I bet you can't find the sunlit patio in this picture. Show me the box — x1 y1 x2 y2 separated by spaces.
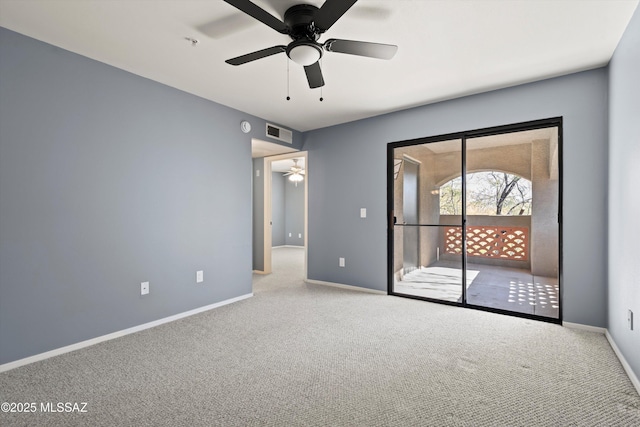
395 260 559 318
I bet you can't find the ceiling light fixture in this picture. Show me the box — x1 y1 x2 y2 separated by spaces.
289 172 304 183
284 158 305 186
286 41 322 66
223 1 398 91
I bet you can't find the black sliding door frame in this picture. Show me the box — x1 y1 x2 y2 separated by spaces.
387 117 563 324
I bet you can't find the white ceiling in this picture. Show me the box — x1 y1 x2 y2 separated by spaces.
272 157 305 173
251 139 304 171
251 138 298 158
0 0 637 132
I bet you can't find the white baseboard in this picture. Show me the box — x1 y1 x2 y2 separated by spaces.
605 330 640 396
562 322 607 334
562 322 639 396
0 293 253 373
305 279 386 295
252 270 269 275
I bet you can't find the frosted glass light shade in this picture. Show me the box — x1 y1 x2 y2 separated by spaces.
288 45 321 66
289 173 304 182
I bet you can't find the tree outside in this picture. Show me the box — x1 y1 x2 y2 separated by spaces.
440 171 532 215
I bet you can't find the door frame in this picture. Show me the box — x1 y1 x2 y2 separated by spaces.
262 151 308 278
387 117 563 324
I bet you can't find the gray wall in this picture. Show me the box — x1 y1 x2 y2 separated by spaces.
252 158 265 271
0 27 296 365
271 173 286 246
608 5 640 380
303 68 609 327
270 172 304 247
285 178 305 246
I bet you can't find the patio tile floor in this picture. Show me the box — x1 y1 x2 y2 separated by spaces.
395 261 559 320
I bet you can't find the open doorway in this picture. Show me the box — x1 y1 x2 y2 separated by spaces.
252 140 308 282
388 118 561 323
264 154 308 278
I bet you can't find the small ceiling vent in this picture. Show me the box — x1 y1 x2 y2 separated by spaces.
266 123 293 144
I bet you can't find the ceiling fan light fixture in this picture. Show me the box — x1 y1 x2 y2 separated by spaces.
289 173 304 182
287 43 321 66
223 0 398 89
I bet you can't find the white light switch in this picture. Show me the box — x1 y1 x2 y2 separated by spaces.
298 233 302 238
360 208 367 218
196 270 204 284
141 281 149 295
289 232 292 237
339 257 345 267
256 170 260 177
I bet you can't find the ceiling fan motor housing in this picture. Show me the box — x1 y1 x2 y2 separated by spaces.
284 4 321 40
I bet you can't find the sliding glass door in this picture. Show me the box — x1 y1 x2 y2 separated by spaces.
388 119 562 322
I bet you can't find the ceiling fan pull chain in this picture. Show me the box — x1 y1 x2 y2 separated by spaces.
319 58 324 102
286 57 291 101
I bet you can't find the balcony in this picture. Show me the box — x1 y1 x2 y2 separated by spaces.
394 214 558 317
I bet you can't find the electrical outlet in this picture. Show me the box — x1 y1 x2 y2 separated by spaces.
360 208 367 218
196 270 204 284
629 310 634 331
141 281 149 295
339 257 345 267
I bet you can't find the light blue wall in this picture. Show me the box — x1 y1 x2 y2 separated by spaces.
608 5 640 380
285 178 305 246
272 173 286 246
0 27 295 365
270 172 304 247
303 69 609 328
252 158 265 271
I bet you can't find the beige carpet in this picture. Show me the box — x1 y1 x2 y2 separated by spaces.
1 247 638 426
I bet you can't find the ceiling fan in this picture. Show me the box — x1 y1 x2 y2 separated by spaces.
283 159 305 183
222 0 398 89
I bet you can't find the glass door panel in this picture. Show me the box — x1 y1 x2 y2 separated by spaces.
464 128 560 320
391 139 465 303
393 226 464 301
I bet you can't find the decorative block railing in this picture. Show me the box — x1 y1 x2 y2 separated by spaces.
444 226 529 260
